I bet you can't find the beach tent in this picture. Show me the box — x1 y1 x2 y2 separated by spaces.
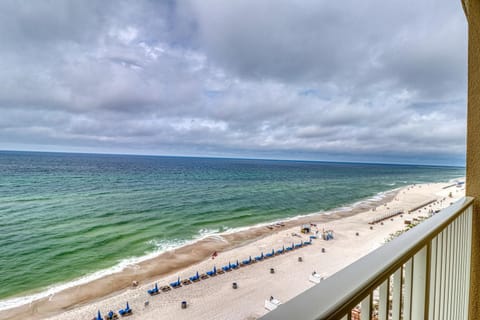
301 224 311 233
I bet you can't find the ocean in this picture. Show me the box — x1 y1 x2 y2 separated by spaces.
0 151 465 308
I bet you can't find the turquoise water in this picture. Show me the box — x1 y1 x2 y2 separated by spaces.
0 151 465 303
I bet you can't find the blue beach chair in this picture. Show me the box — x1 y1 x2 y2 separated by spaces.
147 283 159 295
118 302 132 316
232 260 239 268
304 241 312 245
295 241 303 248
95 310 103 320
255 252 264 261
190 271 200 282
105 310 118 320
222 262 232 272
170 277 181 288
242 256 252 265
206 266 217 276
266 249 274 258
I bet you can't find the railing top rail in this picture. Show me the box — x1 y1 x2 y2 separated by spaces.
261 196 474 320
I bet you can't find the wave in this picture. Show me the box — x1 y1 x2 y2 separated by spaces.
0 238 186 311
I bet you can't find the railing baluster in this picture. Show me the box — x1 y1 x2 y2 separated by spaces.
428 237 437 320
360 294 372 320
450 220 456 320
453 217 460 319
460 209 467 320
391 268 402 320
378 278 389 320
404 258 413 320
443 225 451 319
434 230 443 320
465 207 473 319
460 209 466 320
411 246 428 319
447 224 453 319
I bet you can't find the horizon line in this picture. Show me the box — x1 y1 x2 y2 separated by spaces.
0 148 466 168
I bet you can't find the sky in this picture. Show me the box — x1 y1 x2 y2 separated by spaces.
0 0 468 166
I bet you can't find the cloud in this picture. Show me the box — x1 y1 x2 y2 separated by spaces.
0 0 468 165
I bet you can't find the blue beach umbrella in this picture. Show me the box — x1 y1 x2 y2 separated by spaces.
97 310 103 320
177 276 180 284
283 245 285 250
261 252 264 258
155 283 158 291
213 265 217 273
236 259 239 265
196 271 199 278
271 249 274 255
126 301 130 310
249 256 252 262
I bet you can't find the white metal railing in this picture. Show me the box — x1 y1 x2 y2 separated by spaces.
261 197 474 320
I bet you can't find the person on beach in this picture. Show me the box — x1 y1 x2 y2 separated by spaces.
212 251 218 259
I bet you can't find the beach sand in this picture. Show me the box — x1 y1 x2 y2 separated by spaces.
1 181 465 320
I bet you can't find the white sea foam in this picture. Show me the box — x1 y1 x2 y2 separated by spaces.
0 256 143 311
0 239 187 311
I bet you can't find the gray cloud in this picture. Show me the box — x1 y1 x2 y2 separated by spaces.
0 0 468 165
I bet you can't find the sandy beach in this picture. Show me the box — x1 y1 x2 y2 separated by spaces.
1 181 465 320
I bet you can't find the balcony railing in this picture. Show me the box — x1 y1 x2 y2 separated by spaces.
261 196 474 320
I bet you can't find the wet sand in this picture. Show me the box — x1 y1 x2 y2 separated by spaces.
1 181 465 320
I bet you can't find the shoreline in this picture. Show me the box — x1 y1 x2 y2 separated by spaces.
0 180 464 320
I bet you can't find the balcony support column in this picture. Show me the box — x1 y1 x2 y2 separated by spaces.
466 0 480 319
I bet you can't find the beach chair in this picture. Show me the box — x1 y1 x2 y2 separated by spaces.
105 310 119 320
255 252 264 261
147 283 159 296
276 245 286 255
95 310 103 320
200 273 209 280
118 302 132 317
189 271 200 282
206 266 217 276
181 279 192 285
242 256 252 265
160 285 171 292
264 297 281 311
308 273 323 284
170 277 181 288
222 262 232 272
